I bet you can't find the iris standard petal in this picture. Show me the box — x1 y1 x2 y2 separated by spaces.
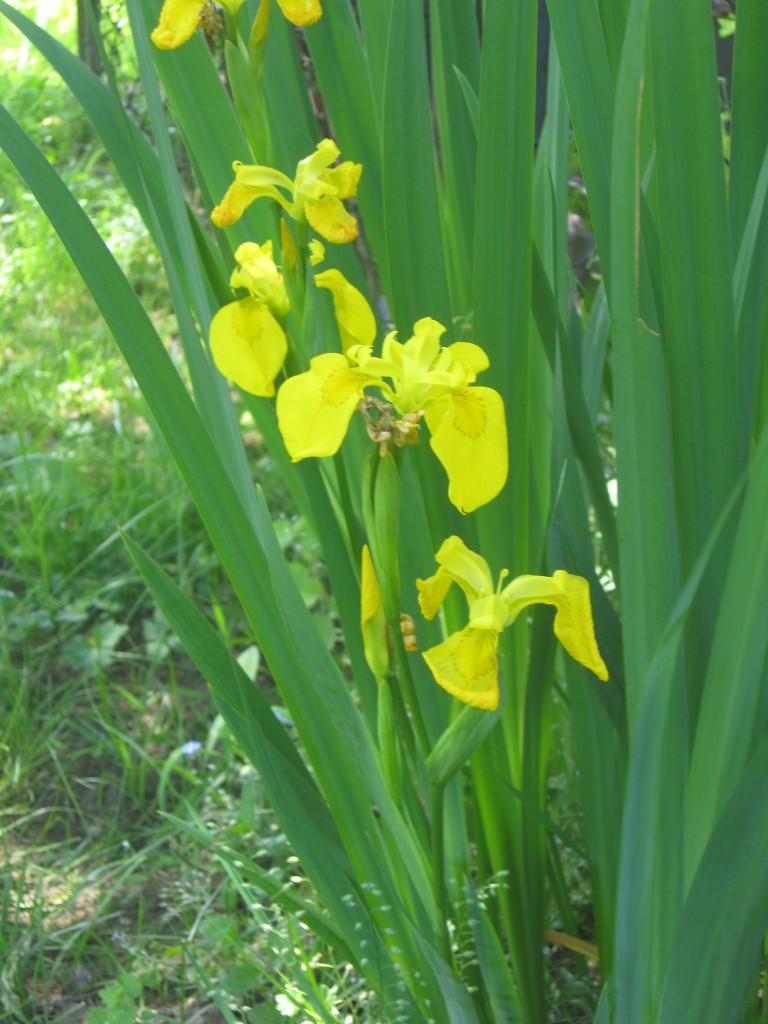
210 298 288 397
432 535 494 600
323 161 363 200
275 0 322 22
151 0 206 49
276 354 369 460
315 269 376 352
425 386 508 513
422 627 500 711
444 341 490 380
295 139 340 197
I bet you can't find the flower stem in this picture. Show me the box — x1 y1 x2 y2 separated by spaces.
430 780 452 960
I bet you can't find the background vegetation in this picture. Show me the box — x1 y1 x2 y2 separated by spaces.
1 6 346 1022
2 1 762 1023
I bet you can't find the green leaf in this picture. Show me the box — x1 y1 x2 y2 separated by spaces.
648 0 742 698
684 423 768 885
658 736 768 1024
381 0 452 330
467 890 525 1022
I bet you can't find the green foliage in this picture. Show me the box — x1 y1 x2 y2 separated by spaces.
2 0 768 1021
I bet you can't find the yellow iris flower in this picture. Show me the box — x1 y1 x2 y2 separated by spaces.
276 317 508 513
151 0 244 49
211 139 362 244
417 536 609 711
151 0 320 50
209 241 289 397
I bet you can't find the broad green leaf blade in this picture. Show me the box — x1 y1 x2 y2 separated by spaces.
659 736 768 1024
733 143 768 333
126 0 262 521
684 423 768 886
596 0 629 78
546 0 614 258
470 4 543 1020
613 467 745 1024
467 891 526 1023
530 244 619 573
608 0 679 715
428 0 481 312
729 0 768 251
381 0 452 331
648 0 742 696
473 0 537 567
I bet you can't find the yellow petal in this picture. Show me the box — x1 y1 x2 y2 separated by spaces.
151 0 206 49
324 160 363 200
276 353 369 460
295 139 340 197
210 298 288 397
425 386 508 513
211 163 292 228
229 240 289 318
550 571 609 680
416 568 455 621
433 535 494 598
502 571 609 681
315 268 376 353
275 0 322 26
305 197 358 244
444 341 490 381
422 627 500 711
361 545 389 680
308 239 326 266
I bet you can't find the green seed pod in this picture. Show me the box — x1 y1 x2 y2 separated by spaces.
426 703 501 787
